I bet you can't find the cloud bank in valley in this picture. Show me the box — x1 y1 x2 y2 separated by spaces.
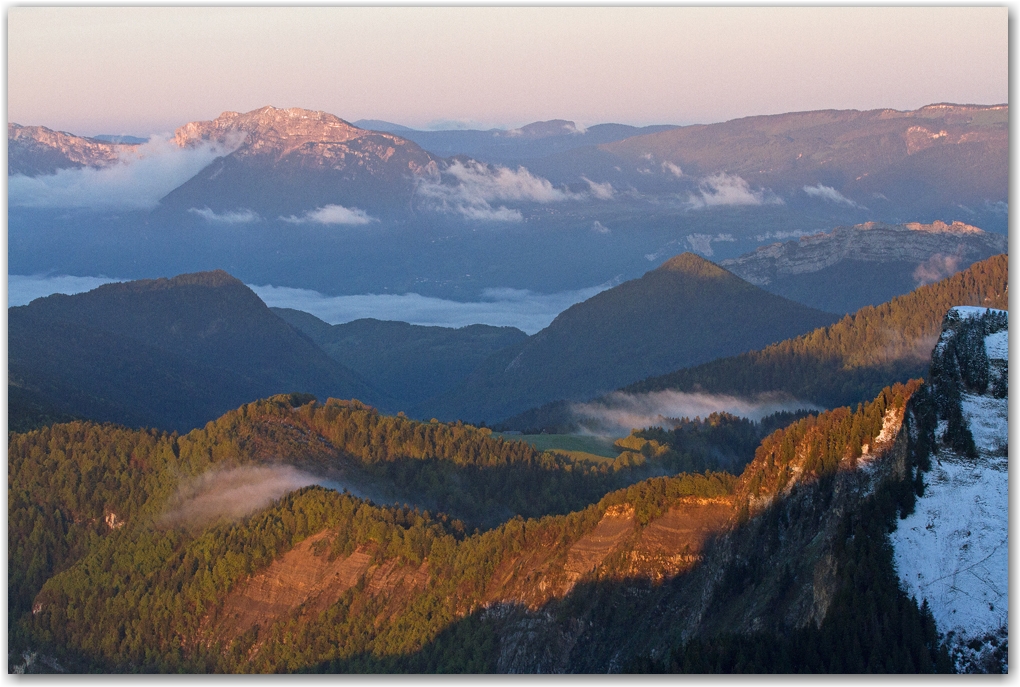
250 282 616 334
570 390 822 436
280 204 377 225
686 173 783 209
8 136 236 210
416 159 582 221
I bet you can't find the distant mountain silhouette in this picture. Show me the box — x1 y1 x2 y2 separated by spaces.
9 270 385 432
271 308 528 411
597 103 1007 214
378 119 677 163
424 253 839 423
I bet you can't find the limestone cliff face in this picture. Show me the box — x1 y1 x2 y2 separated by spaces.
720 221 1007 287
8 123 137 176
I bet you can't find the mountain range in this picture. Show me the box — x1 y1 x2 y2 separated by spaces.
501 253 1008 433
8 271 384 432
11 305 1003 671
354 118 678 163
425 253 839 423
9 103 1008 301
6 100 1010 674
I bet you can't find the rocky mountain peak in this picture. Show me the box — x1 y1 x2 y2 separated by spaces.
173 106 367 152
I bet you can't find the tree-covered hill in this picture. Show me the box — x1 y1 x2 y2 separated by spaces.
271 309 527 412
8 271 386 433
425 253 839 424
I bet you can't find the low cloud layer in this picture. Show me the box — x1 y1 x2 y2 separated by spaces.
570 390 822 436
280 204 376 225
189 207 261 224
417 160 581 221
8 274 123 306
160 465 327 527
803 183 864 208
250 282 615 334
8 136 236 210
686 173 783 209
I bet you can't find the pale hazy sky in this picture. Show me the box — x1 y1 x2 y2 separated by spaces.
7 6 1008 136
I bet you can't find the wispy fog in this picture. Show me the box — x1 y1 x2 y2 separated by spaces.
583 176 616 200
160 465 355 528
8 136 236 210
8 274 124 306
661 161 684 177
686 172 783 209
250 282 615 334
571 390 822 436
803 183 864 209
913 252 962 286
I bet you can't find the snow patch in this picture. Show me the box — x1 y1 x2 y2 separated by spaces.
891 452 1007 642
984 330 1008 361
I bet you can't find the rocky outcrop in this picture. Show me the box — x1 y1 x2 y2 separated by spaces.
8 123 137 176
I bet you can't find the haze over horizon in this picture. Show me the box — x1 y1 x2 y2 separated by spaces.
8 6 1007 137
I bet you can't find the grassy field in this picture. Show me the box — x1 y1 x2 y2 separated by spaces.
496 433 621 461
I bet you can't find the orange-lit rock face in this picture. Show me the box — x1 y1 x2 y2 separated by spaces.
171 105 436 175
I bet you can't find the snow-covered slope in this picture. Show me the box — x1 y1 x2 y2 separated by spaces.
891 306 1008 673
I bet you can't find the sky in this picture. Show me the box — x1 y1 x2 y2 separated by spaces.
7 6 1008 137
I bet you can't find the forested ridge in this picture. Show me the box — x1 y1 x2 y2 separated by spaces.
10 376 947 672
